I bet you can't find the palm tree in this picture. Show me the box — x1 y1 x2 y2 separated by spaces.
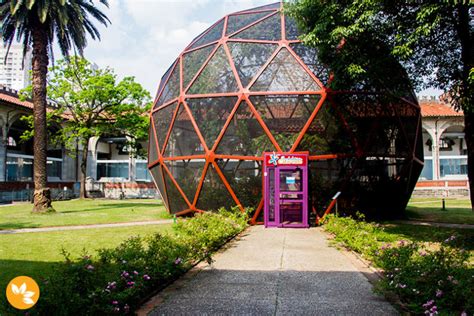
0 0 110 212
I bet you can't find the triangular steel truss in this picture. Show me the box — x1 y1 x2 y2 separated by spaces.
148 2 423 223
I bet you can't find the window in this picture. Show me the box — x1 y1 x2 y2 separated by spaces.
136 162 152 182
7 136 17 147
439 137 454 151
426 137 456 151
440 157 467 178
96 161 129 180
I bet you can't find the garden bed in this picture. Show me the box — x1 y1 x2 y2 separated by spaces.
0 208 248 315
323 214 473 315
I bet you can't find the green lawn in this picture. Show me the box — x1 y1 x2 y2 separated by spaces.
406 197 474 225
382 223 474 251
0 199 170 230
0 224 172 294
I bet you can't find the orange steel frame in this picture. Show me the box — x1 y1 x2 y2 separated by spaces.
147 2 423 225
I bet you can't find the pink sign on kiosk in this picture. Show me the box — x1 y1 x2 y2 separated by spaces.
263 152 309 228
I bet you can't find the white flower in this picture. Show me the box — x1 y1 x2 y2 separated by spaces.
11 282 35 305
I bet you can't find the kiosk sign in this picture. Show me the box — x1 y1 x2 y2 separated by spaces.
265 153 307 167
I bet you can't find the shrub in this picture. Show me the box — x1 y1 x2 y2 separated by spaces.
15 207 248 315
324 215 473 315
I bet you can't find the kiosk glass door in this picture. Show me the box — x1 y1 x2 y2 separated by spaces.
264 153 309 228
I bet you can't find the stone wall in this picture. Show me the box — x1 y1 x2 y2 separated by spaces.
413 180 470 198
0 181 78 202
102 182 160 200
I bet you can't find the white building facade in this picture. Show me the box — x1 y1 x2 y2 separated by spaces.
415 98 469 197
0 86 157 202
0 43 32 91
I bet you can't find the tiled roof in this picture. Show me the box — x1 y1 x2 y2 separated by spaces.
0 90 34 109
420 101 463 117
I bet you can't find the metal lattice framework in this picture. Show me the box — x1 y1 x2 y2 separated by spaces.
148 2 424 223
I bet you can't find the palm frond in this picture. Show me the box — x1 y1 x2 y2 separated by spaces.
1 0 110 59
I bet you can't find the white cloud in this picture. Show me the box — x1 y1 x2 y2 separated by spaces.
73 0 276 94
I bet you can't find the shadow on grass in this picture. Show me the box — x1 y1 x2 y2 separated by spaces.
404 206 474 225
60 202 164 214
382 223 474 251
0 222 41 231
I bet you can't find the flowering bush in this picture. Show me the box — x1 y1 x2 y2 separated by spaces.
324 215 473 315
19 207 248 315
378 239 473 315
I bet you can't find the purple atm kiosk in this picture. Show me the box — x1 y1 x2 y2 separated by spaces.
263 152 309 228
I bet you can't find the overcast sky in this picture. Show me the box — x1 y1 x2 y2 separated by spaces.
77 0 276 96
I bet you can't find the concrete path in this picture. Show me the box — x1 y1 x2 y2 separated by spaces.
0 219 173 234
147 226 397 316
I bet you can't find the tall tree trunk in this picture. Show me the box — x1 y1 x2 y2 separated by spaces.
31 26 54 213
457 5 474 210
80 140 89 199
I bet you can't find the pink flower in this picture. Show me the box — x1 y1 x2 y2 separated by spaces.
86 264 94 271
112 300 118 305
444 235 456 243
107 281 117 290
175 258 182 265
422 300 435 309
133 271 139 275
121 271 130 278
127 281 135 287
124 304 130 313
143 274 151 281
436 289 443 298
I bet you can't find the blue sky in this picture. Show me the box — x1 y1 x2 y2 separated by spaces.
80 0 277 95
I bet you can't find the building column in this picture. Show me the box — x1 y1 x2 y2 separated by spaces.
432 143 439 180
0 116 7 182
87 137 99 181
127 137 135 182
129 155 136 182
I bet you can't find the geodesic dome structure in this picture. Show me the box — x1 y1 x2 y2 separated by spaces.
148 2 423 222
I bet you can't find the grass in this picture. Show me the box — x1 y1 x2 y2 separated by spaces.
406 198 474 225
0 199 170 230
381 223 474 252
0 224 172 293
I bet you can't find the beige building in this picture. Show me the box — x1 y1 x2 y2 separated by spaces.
416 97 468 197
0 86 156 202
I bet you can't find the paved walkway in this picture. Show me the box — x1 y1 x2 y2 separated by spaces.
147 226 397 316
0 219 173 234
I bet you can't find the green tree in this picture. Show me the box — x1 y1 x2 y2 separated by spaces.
287 0 474 209
23 57 151 198
0 0 109 212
